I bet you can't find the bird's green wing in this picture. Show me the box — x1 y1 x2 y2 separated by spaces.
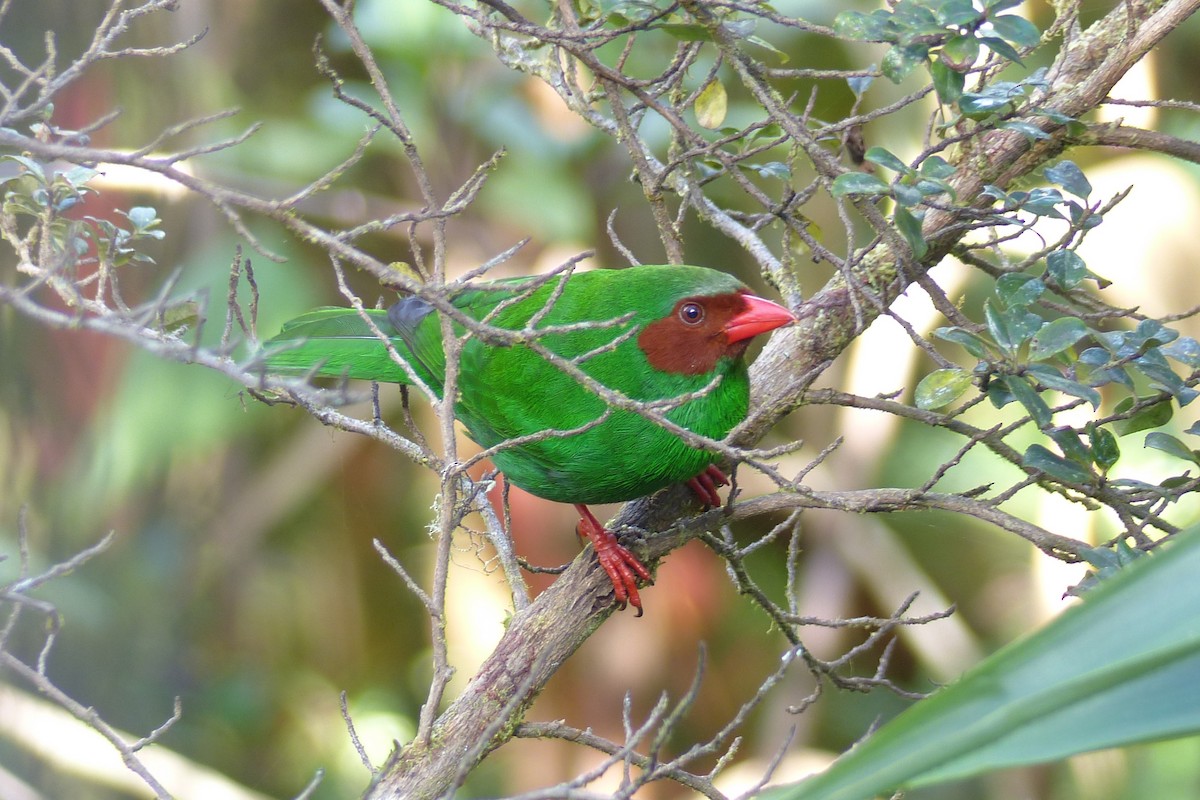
261 306 441 388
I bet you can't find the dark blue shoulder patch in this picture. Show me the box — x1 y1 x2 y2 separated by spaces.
387 295 435 337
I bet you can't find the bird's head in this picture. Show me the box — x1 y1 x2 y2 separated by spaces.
637 287 795 376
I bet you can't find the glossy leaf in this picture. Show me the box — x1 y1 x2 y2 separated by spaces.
695 78 728 129
995 273 1044 309
989 14 1041 49
1029 317 1088 361
831 171 890 197
1044 160 1093 198
916 368 974 410
933 326 991 358
1024 443 1093 483
931 58 965 104
1144 432 1200 466
894 206 928 258
863 146 910 174
1004 375 1052 428
769 526 1200 800
1046 250 1087 288
1114 398 1173 436
1088 424 1120 471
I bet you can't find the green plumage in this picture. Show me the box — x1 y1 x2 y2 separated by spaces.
263 265 754 505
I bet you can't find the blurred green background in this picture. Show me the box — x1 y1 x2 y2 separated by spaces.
2 1 1200 797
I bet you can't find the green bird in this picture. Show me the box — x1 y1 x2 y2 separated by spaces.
263 264 794 613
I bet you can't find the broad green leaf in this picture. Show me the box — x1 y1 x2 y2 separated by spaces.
983 300 1042 354
894 206 928 258
980 34 1023 63
1044 160 1093 198
918 155 956 180
1029 317 1088 360
769 525 1200 800
833 10 882 41
940 34 980 69
1025 368 1101 409
863 146 909 174
830 171 889 197
657 23 712 42
892 182 923 208
1088 424 1120 471
1114 398 1174 436
989 14 1041 48
935 0 982 27
695 78 728 129
1024 443 1093 483
959 90 1013 118
995 273 1044 308
999 119 1049 140
915 368 974 410
1144 432 1200 466
1049 427 1093 469
1166 335 1200 367
1046 250 1087 288
931 58 965 105
882 43 927 83
933 326 991 358
1004 375 1052 428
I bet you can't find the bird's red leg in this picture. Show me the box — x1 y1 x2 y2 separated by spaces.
574 504 653 615
686 464 729 508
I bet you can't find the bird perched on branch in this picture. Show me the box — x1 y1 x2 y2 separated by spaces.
263 264 794 613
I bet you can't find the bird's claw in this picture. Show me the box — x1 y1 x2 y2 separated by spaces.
687 464 729 508
575 504 653 615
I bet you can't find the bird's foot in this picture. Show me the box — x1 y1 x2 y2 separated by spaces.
574 504 653 616
686 464 729 508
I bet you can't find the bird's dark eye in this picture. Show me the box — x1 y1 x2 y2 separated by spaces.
678 302 705 325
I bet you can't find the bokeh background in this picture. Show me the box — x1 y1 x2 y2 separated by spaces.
2 1 1200 797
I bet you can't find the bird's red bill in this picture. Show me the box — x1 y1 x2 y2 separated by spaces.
724 293 795 343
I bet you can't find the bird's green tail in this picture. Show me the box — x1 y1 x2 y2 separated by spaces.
261 307 419 384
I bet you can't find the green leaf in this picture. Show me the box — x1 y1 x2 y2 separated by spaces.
1088 424 1120 471
831 171 889 197
1144 432 1200 466
695 78 728 129
833 10 882 41
894 206 928 258
892 182 923 208
1046 250 1087 288
1004 375 1052 428
882 43 928 83
936 0 982 27
1114 398 1174 436
995 273 1044 308
933 326 991 358
1044 160 1092 198
915 368 974 410
863 146 910 174
1029 317 1088 360
999 119 1049 140
919 156 956 180
989 14 1041 48
931 58 965 105
1024 443 1093 483
657 23 712 41
768 525 1200 800
984 299 1042 354
959 90 1014 119
1026 368 1102 409
979 34 1023 63
940 33 981 69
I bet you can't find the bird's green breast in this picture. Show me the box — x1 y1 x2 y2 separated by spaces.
450 271 751 504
